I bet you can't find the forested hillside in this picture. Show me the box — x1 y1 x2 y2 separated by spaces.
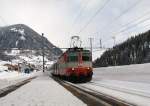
93 30 150 67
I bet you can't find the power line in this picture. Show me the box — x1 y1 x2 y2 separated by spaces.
118 23 150 37
96 0 142 34
68 0 90 36
92 0 146 48
86 0 146 49
102 21 150 48
121 10 150 28
108 11 150 35
99 38 102 48
77 0 111 34
102 13 150 45
112 16 150 36
111 0 141 23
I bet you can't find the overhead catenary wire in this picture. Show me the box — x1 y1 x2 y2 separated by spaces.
77 0 111 35
118 23 150 37
96 0 142 34
79 0 142 50
84 0 146 50
102 20 150 47
92 0 147 48
111 16 150 36
68 0 90 36
120 10 150 28
104 10 150 36
89 18 150 51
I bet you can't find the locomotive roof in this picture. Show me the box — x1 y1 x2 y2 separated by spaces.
66 47 90 52
67 47 83 52
58 47 90 59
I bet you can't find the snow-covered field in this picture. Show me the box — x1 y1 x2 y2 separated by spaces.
93 63 150 83
3 49 54 68
0 49 54 90
0 70 41 90
79 63 150 106
4 50 49 66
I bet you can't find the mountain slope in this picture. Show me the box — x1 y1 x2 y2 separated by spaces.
0 24 62 61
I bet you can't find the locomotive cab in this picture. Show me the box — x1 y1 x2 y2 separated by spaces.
51 47 93 83
65 48 93 82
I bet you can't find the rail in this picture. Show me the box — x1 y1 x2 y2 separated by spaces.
52 76 134 106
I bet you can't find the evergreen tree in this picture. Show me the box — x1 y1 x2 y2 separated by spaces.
93 30 150 67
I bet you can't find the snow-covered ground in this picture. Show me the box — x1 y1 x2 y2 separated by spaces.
3 49 54 69
0 61 85 106
0 74 86 106
0 69 41 89
0 49 54 89
79 63 150 106
92 49 106 61
0 62 41 89
1 59 150 105
93 63 150 83
4 49 50 65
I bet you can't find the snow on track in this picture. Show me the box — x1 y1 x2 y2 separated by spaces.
0 73 86 106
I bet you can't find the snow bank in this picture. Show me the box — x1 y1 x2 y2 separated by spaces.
0 66 7 71
0 71 42 89
93 63 150 83
0 61 11 65
0 71 21 79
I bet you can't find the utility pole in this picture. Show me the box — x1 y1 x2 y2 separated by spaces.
42 33 45 72
99 38 102 48
112 36 116 46
89 37 93 60
112 36 117 66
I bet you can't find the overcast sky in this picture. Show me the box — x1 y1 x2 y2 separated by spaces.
0 0 150 49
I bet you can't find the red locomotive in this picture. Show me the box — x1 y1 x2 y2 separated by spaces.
51 47 93 83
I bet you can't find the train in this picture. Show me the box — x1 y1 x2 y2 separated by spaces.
51 47 93 83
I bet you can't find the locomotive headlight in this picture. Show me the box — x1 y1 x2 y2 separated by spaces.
72 68 75 70
87 67 90 70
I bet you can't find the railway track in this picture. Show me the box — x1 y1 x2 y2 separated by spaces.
52 77 134 106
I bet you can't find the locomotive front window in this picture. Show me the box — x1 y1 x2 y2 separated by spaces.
82 52 91 61
82 56 90 61
68 52 78 62
69 56 78 62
